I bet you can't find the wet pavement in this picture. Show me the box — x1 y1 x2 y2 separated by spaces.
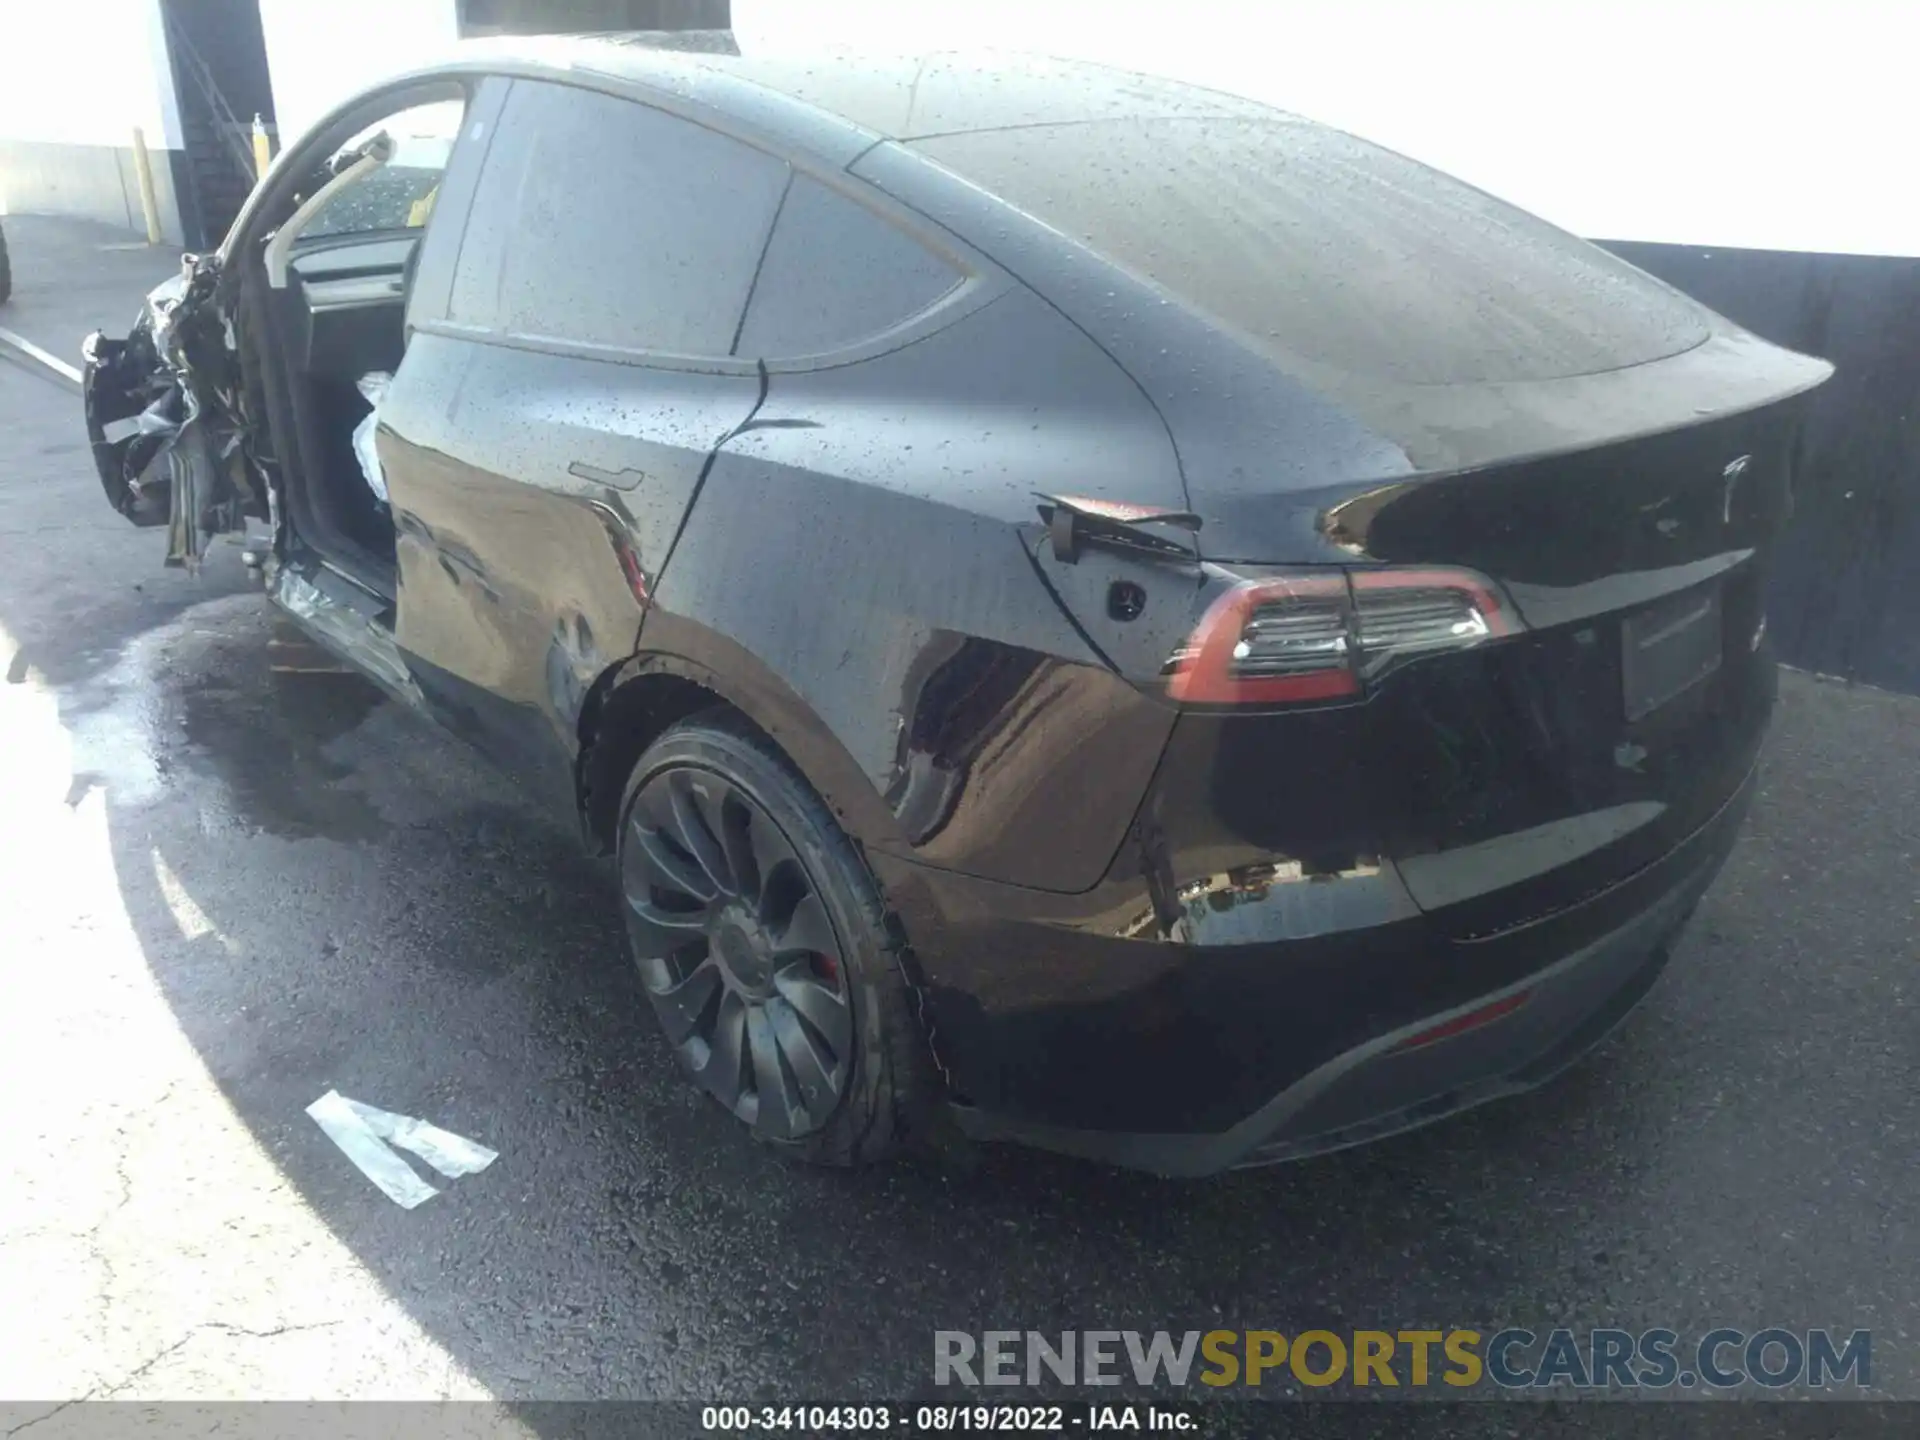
2 276 1919 1417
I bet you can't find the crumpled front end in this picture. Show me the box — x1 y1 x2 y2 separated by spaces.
81 261 260 568
82 297 179 529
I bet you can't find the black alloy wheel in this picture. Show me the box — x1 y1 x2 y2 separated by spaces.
617 716 935 1164
619 728 870 1142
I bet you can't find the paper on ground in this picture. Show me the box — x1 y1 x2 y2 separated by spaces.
306 1089 498 1209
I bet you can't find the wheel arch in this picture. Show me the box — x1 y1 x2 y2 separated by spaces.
576 622 908 860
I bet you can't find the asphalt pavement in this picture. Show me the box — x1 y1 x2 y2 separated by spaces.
1 215 1917 1421
0 214 183 365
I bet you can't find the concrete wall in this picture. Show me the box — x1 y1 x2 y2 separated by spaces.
0 0 187 241
458 0 729 36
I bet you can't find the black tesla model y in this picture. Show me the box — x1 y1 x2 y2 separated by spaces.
80 42 1832 1174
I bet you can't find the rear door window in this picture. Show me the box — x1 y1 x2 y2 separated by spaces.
448 80 789 356
733 175 962 359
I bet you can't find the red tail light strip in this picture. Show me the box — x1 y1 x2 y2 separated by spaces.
1165 565 1521 708
1390 988 1533 1053
1165 574 1358 705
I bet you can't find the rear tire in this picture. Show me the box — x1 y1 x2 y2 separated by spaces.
0 223 12 305
616 712 934 1166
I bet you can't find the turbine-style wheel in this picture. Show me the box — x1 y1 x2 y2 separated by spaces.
616 715 932 1163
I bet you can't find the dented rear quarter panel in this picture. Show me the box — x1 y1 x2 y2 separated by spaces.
647 285 1188 892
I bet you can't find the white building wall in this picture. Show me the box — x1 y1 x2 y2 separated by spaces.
5 1 1913 256
0 0 186 236
733 0 1920 259
258 0 463 147
0 0 180 150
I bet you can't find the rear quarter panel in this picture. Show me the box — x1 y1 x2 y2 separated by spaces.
647 286 1186 892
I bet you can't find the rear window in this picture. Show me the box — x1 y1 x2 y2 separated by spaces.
912 119 1710 386
449 80 789 355
734 176 961 359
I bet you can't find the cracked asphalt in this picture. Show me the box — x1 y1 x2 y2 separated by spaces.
3 243 1920 1425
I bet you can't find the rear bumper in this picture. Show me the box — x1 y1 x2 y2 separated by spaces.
877 760 1755 1177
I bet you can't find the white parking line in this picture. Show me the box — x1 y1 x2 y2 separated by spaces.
0 325 83 386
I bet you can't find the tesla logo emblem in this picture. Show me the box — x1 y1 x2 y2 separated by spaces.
1722 454 1752 524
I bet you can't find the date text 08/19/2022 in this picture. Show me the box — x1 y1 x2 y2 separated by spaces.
701 1404 1193 1432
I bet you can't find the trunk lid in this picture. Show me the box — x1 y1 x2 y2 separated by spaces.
1327 395 1812 931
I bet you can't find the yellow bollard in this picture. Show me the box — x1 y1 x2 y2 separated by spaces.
251 114 272 182
130 126 163 245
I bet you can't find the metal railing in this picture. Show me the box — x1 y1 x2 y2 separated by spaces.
161 8 260 186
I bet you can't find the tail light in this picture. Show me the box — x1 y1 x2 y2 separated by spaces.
1165 566 1521 706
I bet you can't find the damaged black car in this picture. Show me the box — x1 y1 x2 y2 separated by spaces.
81 41 1833 1174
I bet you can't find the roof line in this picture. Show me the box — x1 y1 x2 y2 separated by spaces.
901 113 1289 143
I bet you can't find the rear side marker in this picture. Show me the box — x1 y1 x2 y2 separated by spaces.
1390 990 1534 1053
